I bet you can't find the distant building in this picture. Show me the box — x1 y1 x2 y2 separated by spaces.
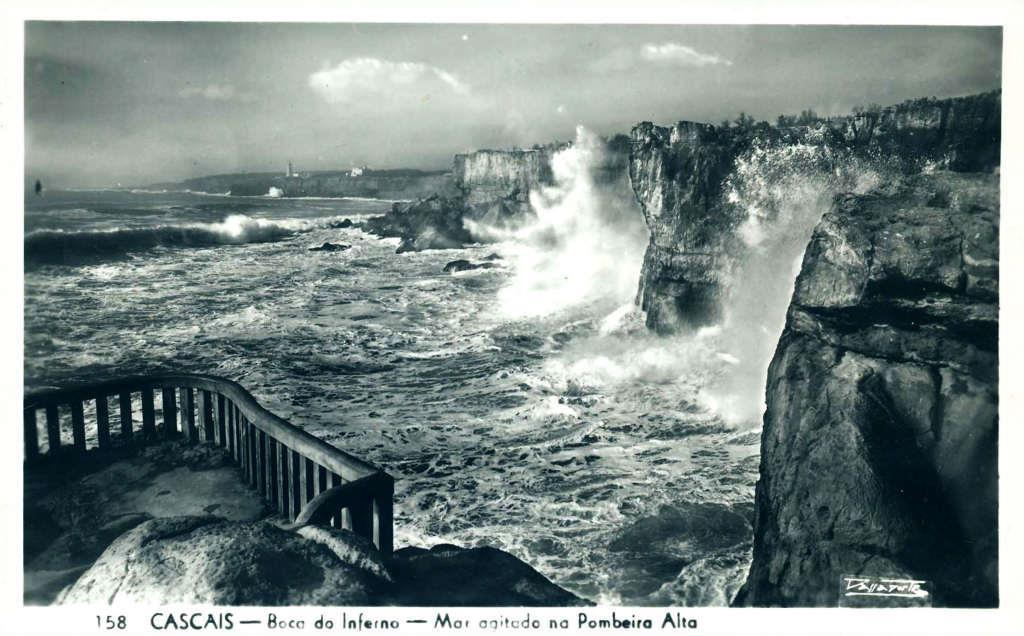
349 166 368 177
286 161 298 178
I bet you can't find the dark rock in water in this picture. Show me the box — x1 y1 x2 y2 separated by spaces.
607 503 752 599
330 218 354 229
362 195 473 253
629 91 1001 334
483 252 503 261
443 259 497 273
308 242 351 252
737 171 998 608
389 543 588 606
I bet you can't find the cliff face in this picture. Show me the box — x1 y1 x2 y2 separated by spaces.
364 139 637 253
629 91 1000 333
737 171 998 607
454 148 555 222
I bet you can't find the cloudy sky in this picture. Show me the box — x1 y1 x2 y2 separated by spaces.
25 23 1001 187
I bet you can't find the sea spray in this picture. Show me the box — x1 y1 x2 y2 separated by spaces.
702 142 886 424
478 126 648 319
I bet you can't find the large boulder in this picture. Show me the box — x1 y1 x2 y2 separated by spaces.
58 517 388 605
737 171 998 607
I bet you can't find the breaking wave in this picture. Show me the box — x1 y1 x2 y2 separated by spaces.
25 214 344 266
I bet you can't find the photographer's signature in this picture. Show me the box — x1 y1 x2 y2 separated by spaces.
842 576 930 599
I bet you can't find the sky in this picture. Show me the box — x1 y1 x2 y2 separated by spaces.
24 23 1002 188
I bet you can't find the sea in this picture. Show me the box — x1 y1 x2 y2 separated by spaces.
24 141 779 605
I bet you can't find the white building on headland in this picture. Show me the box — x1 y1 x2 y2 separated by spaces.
286 161 297 178
349 166 368 177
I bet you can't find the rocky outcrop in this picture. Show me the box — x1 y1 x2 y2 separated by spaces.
389 543 587 606
361 138 632 253
443 259 497 273
58 517 584 606
629 91 1000 333
59 517 387 605
361 195 474 253
737 171 998 607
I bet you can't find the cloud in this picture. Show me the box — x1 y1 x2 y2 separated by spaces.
641 43 733 67
308 57 470 104
179 83 256 102
593 42 732 72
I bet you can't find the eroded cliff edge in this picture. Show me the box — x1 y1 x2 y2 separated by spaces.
629 91 1000 333
736 171 998 607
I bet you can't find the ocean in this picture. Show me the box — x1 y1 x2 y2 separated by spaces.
24 184 761 606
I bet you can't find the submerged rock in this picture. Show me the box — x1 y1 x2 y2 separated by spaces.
737 171 998 607
442 259 497 273
308 242 351 252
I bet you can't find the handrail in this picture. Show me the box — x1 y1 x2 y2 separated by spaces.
23 373 393 555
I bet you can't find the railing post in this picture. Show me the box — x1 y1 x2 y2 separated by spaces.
216 395 227 447
141 390 156 439
24 408 39 463
277 442 288 517
161 388 177 438
226 401 235 459
118 392 132 443
181 388 196 441
373 476 394 556
290 449 302 521
268 438 279 508
257 429 267 496
45 405 60 453
303 458 315 505
200 390 214 442
95 395 110 450
330 473 343 530
70 400 86 452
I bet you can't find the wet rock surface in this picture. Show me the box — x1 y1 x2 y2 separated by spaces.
737 171 998 607
59 517 386 605
24 441 269 604
308 241 351 252
388 543 588 606
58 517 584 606
443 259 498 273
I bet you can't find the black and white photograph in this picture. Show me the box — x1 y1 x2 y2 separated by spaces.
7 3 1023 633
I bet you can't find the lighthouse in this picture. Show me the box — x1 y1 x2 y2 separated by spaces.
286 161 294 177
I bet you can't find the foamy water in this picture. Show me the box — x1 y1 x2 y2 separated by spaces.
24 184 761 605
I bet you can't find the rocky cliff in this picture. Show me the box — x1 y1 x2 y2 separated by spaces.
363 139 639 253
737 171 998 607
629 91 1000 333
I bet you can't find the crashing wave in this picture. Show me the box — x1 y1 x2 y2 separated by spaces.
24 214 336 266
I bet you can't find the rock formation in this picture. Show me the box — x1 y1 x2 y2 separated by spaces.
629 91 1000 333
58 516 585 606
361 137 633 253
737 170 998 607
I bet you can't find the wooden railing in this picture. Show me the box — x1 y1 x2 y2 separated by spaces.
23 374 393 556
